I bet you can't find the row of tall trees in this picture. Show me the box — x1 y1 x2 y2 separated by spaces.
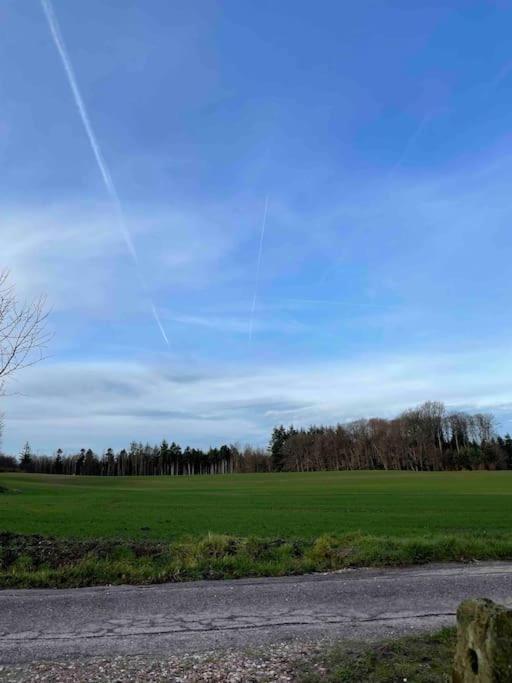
0 454 18 471
4 402 512 476
15 441 270 476
270 402 512 472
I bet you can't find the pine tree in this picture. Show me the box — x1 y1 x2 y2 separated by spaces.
502 434 512 468
269 425 294 471
54 448 63 474
160 440 170 475
84 448 97 475
104 448 115 475
169 442 182 475
19 442 33 472
76 448 86 475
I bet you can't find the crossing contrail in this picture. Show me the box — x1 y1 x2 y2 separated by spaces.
40 0 169 346
248 195 269 344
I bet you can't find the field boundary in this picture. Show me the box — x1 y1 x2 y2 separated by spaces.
2 530 512 589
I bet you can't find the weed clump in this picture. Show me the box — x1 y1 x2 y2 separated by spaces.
295 628 456 682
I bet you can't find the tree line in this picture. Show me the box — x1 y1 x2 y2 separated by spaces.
270 401 512 472
2 402 512 475
11 441 270 476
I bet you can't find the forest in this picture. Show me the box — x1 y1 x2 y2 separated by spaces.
1 402 512 475
271 401 512 472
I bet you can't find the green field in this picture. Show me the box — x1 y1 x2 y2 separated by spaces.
2 470 512 540
2 471 512 588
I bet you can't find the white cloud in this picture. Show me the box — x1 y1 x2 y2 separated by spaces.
3 344 512 453
4 143 512 454
1 200 243 315
2 202 120 311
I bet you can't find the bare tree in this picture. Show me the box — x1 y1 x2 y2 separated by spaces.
0 270 50 393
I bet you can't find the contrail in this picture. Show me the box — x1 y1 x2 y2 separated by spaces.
387 113 431 180
248 195 269 343
280 298 384 307
491 60 512 89
40 0 169 346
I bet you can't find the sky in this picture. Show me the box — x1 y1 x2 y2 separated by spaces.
1 0 512 453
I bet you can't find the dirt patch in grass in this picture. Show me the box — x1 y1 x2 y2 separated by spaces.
0 531 166 569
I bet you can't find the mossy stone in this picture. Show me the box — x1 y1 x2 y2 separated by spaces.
452 598 512 682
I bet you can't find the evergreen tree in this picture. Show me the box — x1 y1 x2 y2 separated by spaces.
76 448 86 475
105 447 115 475
501 434 512 468
169 442 182 475
19 442 33 472
270 425 294 471
54 448 63 474
160 440 170 475
84 448 97 475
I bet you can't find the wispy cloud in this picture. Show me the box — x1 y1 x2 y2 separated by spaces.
277 298 387 309
248 195 269 343
169 312 307 335
1 202 241 320
40 0 169 345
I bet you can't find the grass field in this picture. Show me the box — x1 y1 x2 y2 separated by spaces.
2 470 512 540
2 470 512 588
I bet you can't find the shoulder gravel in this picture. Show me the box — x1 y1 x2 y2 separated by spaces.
0 641 325 682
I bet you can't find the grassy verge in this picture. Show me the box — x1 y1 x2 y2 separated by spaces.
295 628 456 682
2 530 512 589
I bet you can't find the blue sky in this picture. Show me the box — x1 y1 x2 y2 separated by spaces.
2 0 512 453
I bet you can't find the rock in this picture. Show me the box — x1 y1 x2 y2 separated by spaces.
452 598 512 682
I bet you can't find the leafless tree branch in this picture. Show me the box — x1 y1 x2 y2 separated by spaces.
0 269 51 394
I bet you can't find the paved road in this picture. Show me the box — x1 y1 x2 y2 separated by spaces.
1 563 512 664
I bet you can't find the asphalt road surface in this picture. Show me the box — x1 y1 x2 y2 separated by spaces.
1 562 512 665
